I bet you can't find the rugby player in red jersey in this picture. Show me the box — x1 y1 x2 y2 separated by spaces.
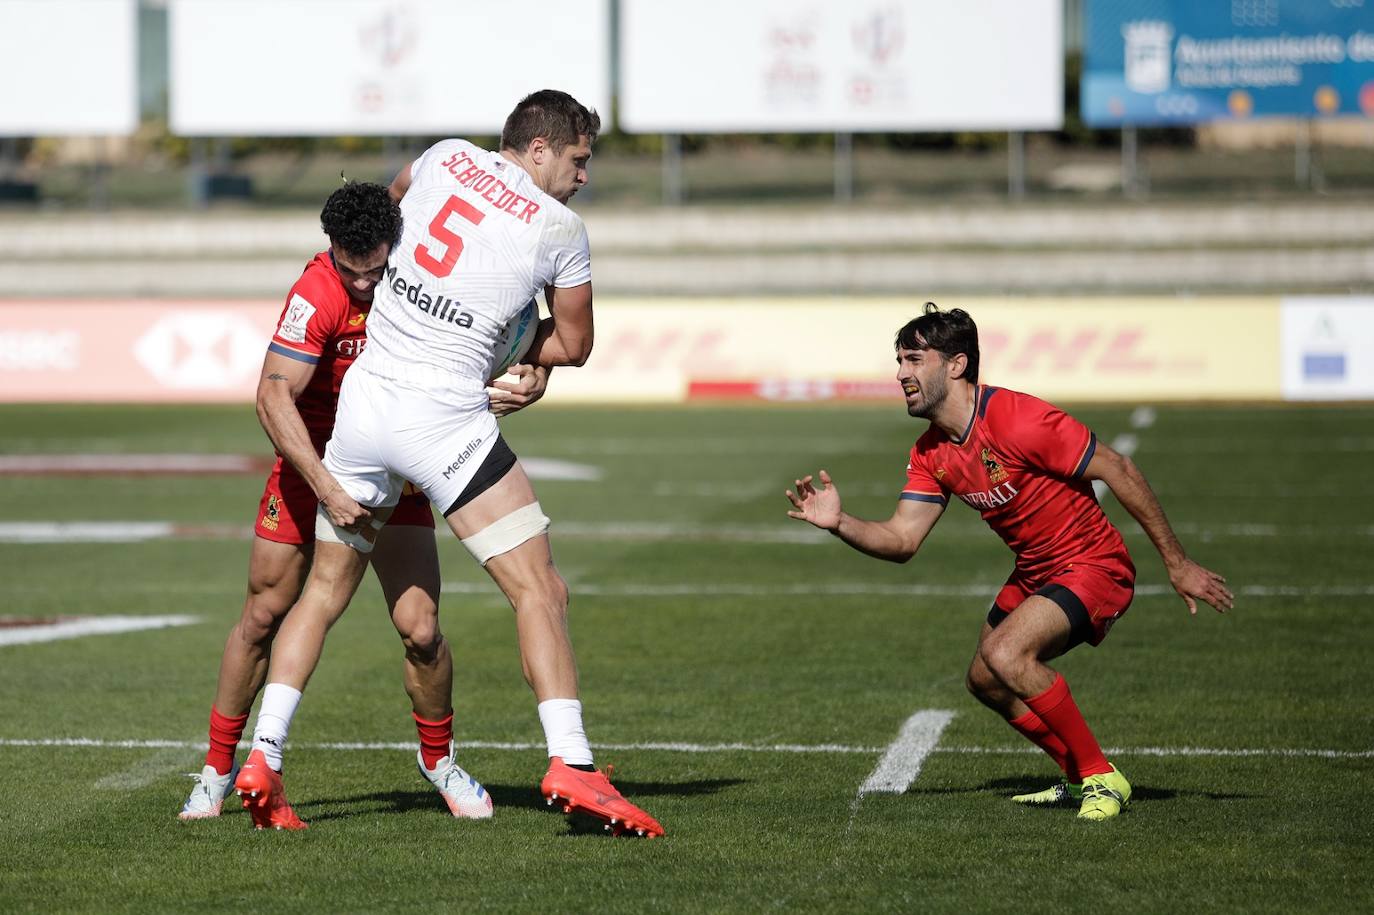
785 303 1232 820
179 182 547 824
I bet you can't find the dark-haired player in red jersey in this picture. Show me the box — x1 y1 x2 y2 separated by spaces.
786 303 1232 821
179 182 547 825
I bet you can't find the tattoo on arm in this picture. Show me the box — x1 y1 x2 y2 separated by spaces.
267 373 290 381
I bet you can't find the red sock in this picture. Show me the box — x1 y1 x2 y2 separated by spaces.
1024 673 1112 779
206 706 249 776
413 712 453 770
1007 709 1078 781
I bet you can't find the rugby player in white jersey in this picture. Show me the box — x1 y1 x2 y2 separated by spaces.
233 90 663 838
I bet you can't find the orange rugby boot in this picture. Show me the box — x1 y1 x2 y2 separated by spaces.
234 749 307 831
540 756 663 838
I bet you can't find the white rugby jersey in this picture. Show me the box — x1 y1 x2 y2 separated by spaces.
359 139 591 387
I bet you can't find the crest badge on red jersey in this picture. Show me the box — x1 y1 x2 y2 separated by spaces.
980 448 1009 485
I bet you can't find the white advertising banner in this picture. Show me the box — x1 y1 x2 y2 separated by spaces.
0 0 137 135
619 0 1062 132
1281 297 1374 401
169 0 611 135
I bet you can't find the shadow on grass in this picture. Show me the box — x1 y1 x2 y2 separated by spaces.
294 777 746 824
906 775 1258 804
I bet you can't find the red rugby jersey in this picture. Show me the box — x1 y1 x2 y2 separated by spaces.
265 251 369 450
902 385 1129 581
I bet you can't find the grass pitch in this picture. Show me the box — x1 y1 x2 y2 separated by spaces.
0 401 1370 913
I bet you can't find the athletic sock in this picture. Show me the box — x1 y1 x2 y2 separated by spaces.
1007 708 1077 781
1024 673 1112 779
413 711 454 770
206 706 249 776
537 698 593 767
250 682 302 772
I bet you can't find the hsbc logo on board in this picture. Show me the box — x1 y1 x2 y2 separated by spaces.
133 312 264 389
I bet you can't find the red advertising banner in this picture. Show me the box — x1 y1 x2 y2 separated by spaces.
0 301 278 402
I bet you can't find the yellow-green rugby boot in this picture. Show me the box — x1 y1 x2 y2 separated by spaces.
1077 765 1132 820
1012 779 1083 806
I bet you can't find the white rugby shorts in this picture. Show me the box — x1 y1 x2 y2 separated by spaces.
324 365 500 514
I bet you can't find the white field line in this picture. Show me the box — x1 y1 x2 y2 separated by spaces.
94 747 199 791
0 454 266 474
0 614 199 646
858 710 956 795
441 581 1374 599
2 737 1370 760
0 453 600 481
4 519 1370 545
1094 405 1154 499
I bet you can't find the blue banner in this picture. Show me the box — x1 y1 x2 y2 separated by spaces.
1083 0 1374 125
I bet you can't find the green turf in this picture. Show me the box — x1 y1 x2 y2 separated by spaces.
0 402 1370 913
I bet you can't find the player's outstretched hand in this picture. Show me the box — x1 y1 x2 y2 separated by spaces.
320 481 371 532
488 364 549 417
786 470 842 531
1168 558 1233 615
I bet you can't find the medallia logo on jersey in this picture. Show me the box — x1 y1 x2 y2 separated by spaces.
386 266 474 328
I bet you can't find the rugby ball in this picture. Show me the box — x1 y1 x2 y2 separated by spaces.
490 299 539 379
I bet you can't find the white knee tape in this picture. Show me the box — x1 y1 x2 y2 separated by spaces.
314 503 386 554
461 502 550 566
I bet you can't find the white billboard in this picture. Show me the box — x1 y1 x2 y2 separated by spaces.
1282 297 1374 401
620 0 1062 132
169 0 610 135
0 0 137 135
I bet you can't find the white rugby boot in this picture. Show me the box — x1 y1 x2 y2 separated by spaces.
178 764 236 820
418 745 494 819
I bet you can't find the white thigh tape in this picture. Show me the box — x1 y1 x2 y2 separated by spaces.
314 502 386 553
461 502 550 566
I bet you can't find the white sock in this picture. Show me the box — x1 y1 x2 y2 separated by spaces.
250 683 302 771
537 698 592 766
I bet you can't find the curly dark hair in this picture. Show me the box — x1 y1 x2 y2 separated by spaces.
500 89 600 154
319 181 402 258
895 302 980 384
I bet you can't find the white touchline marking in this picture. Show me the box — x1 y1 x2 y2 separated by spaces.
0 615 199 646
1093 405 1154 499
0 453 601 481
0 522 181 543
1 737 1369 759
441 581 1374 599
858 710 957 795
0 454 266 474
95 747 200 791
519 457 603 482
3 518 1370 544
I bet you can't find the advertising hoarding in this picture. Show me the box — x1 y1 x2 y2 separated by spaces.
532 297 1284 404
1281 296 1374 400
1083 0 1374 125
0 297 1301 405
619 0 1063 132
169 0 610 135
0 0 137 135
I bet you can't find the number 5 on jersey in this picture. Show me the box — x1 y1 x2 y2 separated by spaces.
416 196 485 278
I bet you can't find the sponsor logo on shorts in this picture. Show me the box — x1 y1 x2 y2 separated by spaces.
278 294 316 344
441 437 485 480
260 494 281 532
